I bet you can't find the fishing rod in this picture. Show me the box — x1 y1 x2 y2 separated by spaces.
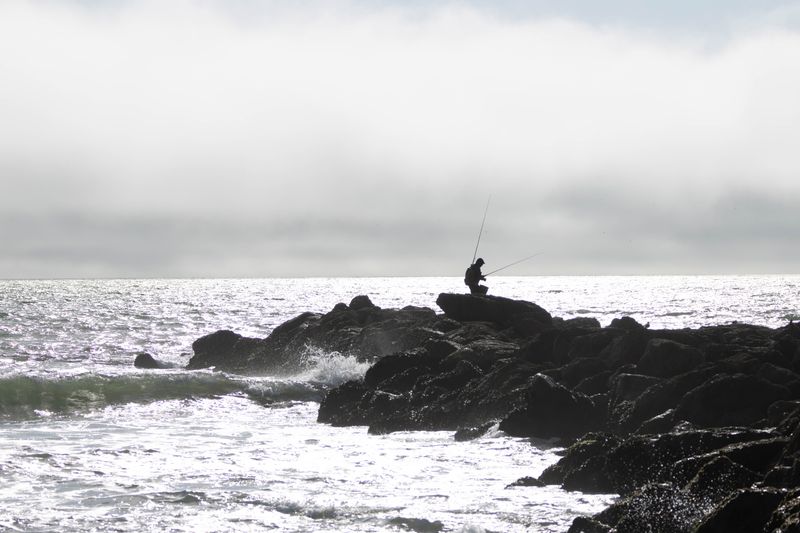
484 252 543 276
471 196 491 264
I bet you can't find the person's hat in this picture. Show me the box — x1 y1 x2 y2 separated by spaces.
476 258 484 265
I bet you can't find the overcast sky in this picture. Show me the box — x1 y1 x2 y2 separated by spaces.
2 0 800 278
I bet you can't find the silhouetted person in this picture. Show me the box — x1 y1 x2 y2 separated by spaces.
465 258 488 295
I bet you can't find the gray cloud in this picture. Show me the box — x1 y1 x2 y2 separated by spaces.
1 1 800 278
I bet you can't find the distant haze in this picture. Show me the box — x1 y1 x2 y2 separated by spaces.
2 0 800 278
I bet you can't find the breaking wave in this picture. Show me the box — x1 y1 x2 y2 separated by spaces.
0 349 371 418
0 372 243 419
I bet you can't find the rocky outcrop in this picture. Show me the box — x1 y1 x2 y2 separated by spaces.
185 296 439 373
180 292 800 532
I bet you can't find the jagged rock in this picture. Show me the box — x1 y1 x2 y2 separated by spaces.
637 338 705 378
454 422 495 441
765 491 800 533
675 373 790 428
567 516 611 533
598 330 649 368
683 455 761 504
538 433 621 489
603 428 775 495
602 483 705 533
498 374 602 440
694 487 786 533
317 379 370 425
505 476 545 488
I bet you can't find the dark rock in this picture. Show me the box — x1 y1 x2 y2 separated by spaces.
561 317 602 329
187 330 264 371
764 491 800 533
684 455 760 504
499 374 602 440
604 428 775 495
385 517 443 532
635 409 678 435
349 295 377 310
608 316 647 332
675 373 790 428
435 293 552 330
317 380 369 425
364 353 432 389
133 352 170 369
615 366 721 433
598 330 649 368
454 422 495 441
558 358 609 388
574 371 613 395
608 483 705 533
637 338 705 378
567 516 611 533
759 362 800 386
694 487 785 533
566 330 620 361
441 339 519 371
538 432 621 489
505 476 545 488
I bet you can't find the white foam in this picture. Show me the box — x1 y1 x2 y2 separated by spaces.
296 346 371 387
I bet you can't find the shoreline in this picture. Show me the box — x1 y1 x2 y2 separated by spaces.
178 292 800 532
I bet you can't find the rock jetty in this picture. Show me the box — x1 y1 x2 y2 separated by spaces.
184 293 800 532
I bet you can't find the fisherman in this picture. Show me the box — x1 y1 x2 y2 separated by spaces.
464 258 488 295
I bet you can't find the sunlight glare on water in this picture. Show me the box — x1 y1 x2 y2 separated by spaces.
1 276 798 532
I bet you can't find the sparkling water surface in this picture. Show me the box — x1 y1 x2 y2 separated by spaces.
1 276 799 532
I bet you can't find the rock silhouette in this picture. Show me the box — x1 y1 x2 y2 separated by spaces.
177 293 800 532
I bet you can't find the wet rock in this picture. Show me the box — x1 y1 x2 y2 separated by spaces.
505 476 545 488
694 487 786 533
317 379 369 425
187 330 263 371
538 433 621 489
498 374 601 440
602 483 705 533
598 330 649 368
349 295 376 310
133 352 170 369
567 516 611 533
675 373 790 428
454 422 495 441
637 338 705 378
764 491 800 533
683 455 760 504
608 316 647 332
603 428 775 495
435 293 552 330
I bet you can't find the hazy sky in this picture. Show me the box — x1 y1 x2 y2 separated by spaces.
2 0 800 278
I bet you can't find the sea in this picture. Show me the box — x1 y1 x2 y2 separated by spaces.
1 275 798 532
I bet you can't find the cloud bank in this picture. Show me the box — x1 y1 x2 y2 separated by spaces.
1 1 799 277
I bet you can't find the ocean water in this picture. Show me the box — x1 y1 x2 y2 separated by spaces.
1 275 798 532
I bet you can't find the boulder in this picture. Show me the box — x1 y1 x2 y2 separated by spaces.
567 516 611 533
498 374 601 440
601 483 705 533
435 293 552 330
675 373 790 428
187 330 264 371
694 488 786 533
637 338 705 378
133 352 170 369
764 491 800 533
683 455 760 504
